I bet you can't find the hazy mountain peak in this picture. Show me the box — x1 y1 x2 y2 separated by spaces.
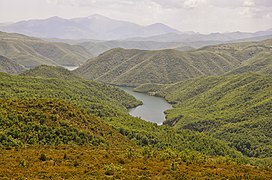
147 23 168 27
45 16 67 22
87 14 110 20
145 23 180 32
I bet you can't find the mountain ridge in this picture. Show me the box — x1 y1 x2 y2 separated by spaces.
0 15 181 40
74 39 272 86
0 31 93 68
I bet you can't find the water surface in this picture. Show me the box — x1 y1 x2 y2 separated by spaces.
119 87 172 125
63 66 79 71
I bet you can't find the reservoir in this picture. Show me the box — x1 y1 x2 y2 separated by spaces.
63 66 79 71
119 87 172 125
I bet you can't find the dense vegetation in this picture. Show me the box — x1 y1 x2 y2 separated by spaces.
0 69 244 158
0 35 272 179
0 31 93 68
74 39 272 86
1 146 272 179
0 98 129 147
21 65 80 80
0 55 26 74
141 73 272 158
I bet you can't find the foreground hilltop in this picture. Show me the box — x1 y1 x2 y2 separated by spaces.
74 39 272 86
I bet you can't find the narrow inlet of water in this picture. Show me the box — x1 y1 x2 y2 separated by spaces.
118 87 172 125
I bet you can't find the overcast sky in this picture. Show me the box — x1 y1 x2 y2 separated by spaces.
0 0 271 33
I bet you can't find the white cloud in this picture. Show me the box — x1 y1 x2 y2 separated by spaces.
183 0 206 9
243 0 255 7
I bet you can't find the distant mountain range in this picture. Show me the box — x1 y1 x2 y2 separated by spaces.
1 14 271 42
0 14 181 40
127 31 272 43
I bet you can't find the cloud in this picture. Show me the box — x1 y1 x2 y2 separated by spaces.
183 0 206 9
243 0 255 7
255 0 272 7
208 0 272 8
205 0 272 18
47 0 207 9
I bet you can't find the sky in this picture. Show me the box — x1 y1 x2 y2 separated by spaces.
0 0 272 33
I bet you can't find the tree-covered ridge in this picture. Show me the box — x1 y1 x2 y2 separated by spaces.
0 55 26 74
20 65 80 80
0 71 141 117
148 73 272 157
0 98 131 147
74 39 272 86
0 31 93 68
0 71 243 157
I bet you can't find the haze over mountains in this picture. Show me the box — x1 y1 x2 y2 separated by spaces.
0 14 181 40
1 14 272 43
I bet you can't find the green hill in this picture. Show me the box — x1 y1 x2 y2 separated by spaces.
74 48 239 86
1 68 272 178
0 98 130 147
228 39 272 75
0 69 244 158
0 31 93 68
20 65 80 80
74 39 272 86
146 73 272 157
0 55 26 74
79 40 187 56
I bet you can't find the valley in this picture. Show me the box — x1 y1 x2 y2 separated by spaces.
0 7 272 179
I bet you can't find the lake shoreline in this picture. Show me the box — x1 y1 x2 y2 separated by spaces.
118 86 172 125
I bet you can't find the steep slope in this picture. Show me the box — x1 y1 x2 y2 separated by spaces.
15 66 141 110
75 39 272 86
0 31 93 68
73 47 239 86
0 98 130 147
229 39 272 75
0 70 244 158
0 55 26 74
150 73 272 157
2 68 272 179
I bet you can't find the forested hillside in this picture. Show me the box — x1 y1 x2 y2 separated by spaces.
140 73 272 157
0 31 93 68
0 68 242 157
74 39 272 86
